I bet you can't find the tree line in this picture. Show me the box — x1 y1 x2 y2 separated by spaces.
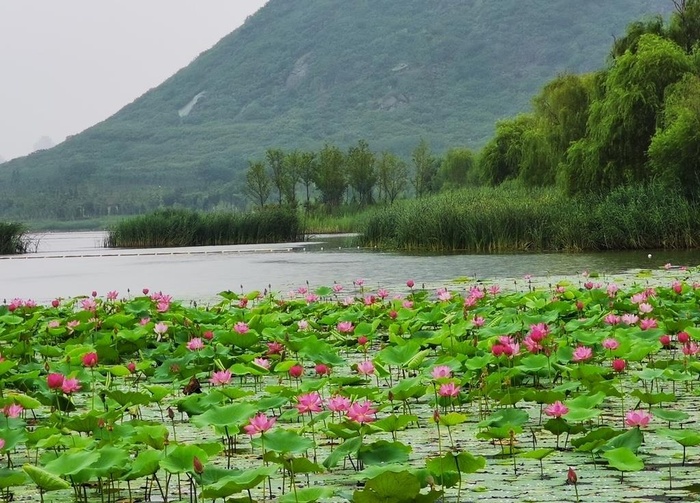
246 1 700 212
480 0 700 200
244 139 478 210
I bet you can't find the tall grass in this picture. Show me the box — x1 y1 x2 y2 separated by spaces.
0 222 33 254
360 184 700 252
105 208 303 248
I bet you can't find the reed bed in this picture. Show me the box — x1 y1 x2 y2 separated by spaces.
105 208 303 248
360 184 700 252
0 222 33 254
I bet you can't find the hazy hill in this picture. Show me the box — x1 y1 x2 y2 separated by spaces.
0 0 673 220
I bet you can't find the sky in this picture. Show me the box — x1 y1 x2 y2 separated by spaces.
0 1 268 161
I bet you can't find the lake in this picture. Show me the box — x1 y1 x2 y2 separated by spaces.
1 231 699 303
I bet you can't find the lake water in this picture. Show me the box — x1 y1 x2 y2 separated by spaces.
2 231 699 304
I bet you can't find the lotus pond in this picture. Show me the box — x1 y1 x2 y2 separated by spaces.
2 268 700 502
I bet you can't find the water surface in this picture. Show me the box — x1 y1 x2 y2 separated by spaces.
2 231 699 303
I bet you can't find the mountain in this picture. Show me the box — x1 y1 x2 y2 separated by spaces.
0 0 673 220
32 136 55 152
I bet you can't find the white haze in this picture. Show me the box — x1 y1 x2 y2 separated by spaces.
0 0 268 161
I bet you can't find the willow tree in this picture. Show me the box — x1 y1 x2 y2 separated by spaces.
479 115 533 186
649 74 700 199
562 34 692 194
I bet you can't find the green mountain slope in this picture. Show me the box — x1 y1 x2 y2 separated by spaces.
1 0 672 219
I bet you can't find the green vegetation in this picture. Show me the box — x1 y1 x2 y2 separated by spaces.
360 184 700 252
105 208 302 248
480 2 700 200
0 222 33 254
0 0 670 222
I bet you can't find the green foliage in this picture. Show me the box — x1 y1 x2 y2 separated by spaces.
106 207 303 248
360 183 700 252
346 140 377 206
0 0 677 221
437 148 476 190
411 139 439 197
0 222 33 254
314 144 347 208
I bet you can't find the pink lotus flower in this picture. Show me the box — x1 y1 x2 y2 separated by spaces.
305 293 319 303
357 360 375 376
142 288 149 295
296 392 323 414
234 322 249 334
473 316 485 327
0 438 5 450
81 298 96 311
355 279 365 287
621 314 639 325
209 370 232 386
357 336 369 346
202 330 214 340
612 359 626 372
438 382 460 398
127 362 137 373
106 290 119 300
363 295 376 305
140 317 150 325
523 336 543 354
377 288 389 299
602 338 619 350
406 279 415 288
154 322 168 335
61 378 81 394
332 283 343 293
337 321 354 333
639 302 653 314
315 363 330 376
296 286 308 295
672 281 683 294
683 342 699 356
630 292 647 304
640 318 658 330
47 320 60 329
327 395 351 413
346 400 377 424
604 314 621 325
51 298 60 308
3 404 23 418
544 401 569 418
431 365 452 379
436 288 452 302
659 334 672 347
244 413 276 436
297 319 309 331
402 300 414 309
529 323 550 342
238 298 249 308
267 341 284 355
607 284 619 297
289 364 304 379
253 358 271 370
47 373 64 390
82 352 98 368
488 285 501 296
625 410 651 428
572 346 593 363
678 332 691 344
187 338 204 351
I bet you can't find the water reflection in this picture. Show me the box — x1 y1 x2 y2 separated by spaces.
2 232 699 303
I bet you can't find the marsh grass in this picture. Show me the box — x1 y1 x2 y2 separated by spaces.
360 184 700 252
0 222 33 254
105 208 303 248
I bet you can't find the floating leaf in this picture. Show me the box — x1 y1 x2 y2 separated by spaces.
602 447 644 472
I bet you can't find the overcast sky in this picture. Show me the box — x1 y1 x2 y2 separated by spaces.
0 1 268 161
